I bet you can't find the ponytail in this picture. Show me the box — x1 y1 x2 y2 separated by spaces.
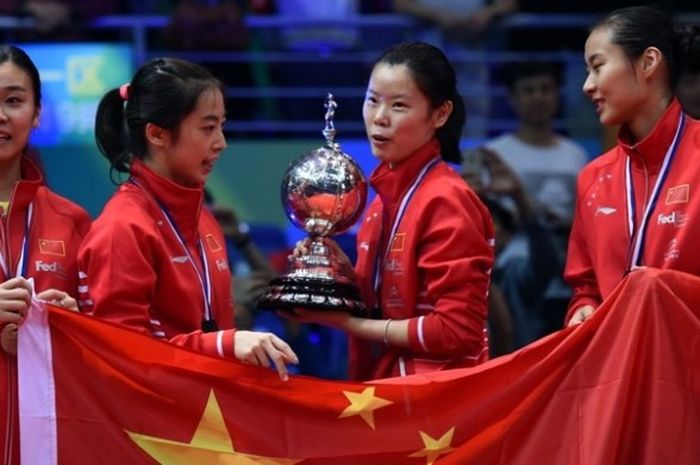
94 88 131 182
94 57 223 185
436 91 466 164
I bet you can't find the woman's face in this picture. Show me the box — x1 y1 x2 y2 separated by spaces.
582 27 648 127
157 88 227 187
363 63 447 164
0 61 39 166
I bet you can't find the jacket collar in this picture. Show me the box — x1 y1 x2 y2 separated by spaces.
370 139 441 206
618 99 685 171
130 159 203 244
10 155 44 213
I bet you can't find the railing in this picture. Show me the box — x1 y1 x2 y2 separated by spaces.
3 12 698 139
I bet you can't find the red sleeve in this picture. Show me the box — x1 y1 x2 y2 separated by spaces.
563 171 603 324
169 328 236 358
77 209 235 359
406 186 493 358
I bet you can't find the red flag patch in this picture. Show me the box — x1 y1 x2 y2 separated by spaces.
390 233 406 252
205 234 222 252
665 184 689 205
38 239 66 256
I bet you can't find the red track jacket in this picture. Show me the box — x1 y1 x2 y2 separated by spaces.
351 139 494 380
78 160 235 357
1 156 91 465
565 99 700 322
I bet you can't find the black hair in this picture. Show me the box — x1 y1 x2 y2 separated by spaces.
593 6 700 89
502 61 563 91
374 42 465 163
0 45 41 107
94 57 224 183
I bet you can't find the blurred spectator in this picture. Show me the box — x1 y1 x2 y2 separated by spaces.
393 0 518 43
0 1 126 41
163 0 249 51
162 0 259 122
466 151 560 349
464 60 588 337
469 61 588 227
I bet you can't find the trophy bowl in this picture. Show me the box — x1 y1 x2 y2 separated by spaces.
257 94 368 314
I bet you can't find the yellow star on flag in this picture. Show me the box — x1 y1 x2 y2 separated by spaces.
126 390 302 464
338 386 393 429
408 427 456 464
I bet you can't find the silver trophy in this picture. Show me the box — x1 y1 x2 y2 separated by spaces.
258 94 368 314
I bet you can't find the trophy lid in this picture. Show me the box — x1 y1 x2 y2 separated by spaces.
281 94 367 237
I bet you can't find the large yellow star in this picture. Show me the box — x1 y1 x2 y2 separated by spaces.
126 390 301 464
338 386 393 429
407 427 456 464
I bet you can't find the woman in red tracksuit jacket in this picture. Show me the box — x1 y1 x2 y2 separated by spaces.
565 6 700 325
0 45 92 465
78 58 297 380
294 42 494 380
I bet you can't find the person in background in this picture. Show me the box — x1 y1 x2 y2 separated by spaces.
566 6 700 325
469 150 561 351
393 0 518 43
292 42 494 380
0 45 91 465
464 60 588 333
78 57 298 379
467 60 589 228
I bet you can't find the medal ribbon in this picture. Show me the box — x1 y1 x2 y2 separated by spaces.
0 202 33 278
625 112 685 268
372 157 440 307
130 179 214 328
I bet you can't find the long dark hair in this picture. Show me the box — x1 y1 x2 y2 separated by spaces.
94 57 223 182
374 42 465 163
593 6 700 89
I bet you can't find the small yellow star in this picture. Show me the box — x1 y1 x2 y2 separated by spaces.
408 427 456 464
338 387 393 429
127 390 301 464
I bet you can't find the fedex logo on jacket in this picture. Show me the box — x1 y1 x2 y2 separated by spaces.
657 211 689 227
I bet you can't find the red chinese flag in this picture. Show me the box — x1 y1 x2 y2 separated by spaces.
18 268 700 464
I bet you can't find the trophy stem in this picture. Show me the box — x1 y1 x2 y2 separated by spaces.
257 93 367 315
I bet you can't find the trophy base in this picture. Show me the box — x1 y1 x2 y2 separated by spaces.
257 276 367 316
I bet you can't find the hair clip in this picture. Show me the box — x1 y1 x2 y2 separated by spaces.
119 83 131 101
